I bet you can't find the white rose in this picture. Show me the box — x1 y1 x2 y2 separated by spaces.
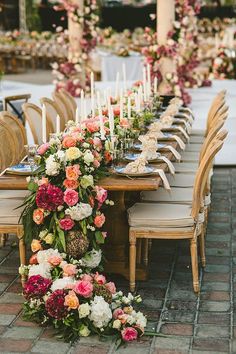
79 325 90 337
83 150 94 165
65 203 92 221
113 319 121 329
78 303 91 318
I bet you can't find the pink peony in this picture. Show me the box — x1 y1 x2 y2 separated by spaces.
113 308 124 319
64 189 79 206
121 327 138 341
74 280 93 298
48 255 63 266
38 143 50 155
63 263 78 277
105 282 116 294
94 272 106 285
94 186 107 204
59 217 75 231
94 213 105 228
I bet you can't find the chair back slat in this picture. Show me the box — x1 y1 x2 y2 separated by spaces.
40 97 65 132
52 91 69 125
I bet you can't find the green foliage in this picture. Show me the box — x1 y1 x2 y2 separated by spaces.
26 0 41 31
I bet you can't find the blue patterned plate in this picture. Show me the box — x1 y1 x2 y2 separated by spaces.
133 143 166 151
6 163 39 175
114 165 155 177
124 153 161 162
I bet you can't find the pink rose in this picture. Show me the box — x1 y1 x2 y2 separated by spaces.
63 263 78 277
64 189 79 206
93 137 102 150
38 143 50 155
120 118 130 129
94 186 107 204
86 121 100 133
113 308 124 319
105 282 116 294
74 280 93 298
59 218 75 230
48 255 63 266
94 213 105 228
94 272 106 285
121 327 138 342
81 274 93 282
93 159 100 168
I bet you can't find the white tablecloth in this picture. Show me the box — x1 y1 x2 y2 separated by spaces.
100 54 143 81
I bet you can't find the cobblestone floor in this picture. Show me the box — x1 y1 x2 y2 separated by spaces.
0 167 235 354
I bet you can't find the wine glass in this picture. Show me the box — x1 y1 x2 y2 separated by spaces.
24 144 38 177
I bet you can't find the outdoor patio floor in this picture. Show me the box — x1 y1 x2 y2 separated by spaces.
0 166 235 354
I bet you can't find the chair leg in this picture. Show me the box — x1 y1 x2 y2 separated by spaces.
143 239 149 266
129 230 137 292
18 230 26 287
148 239 152 251
199 229 206 268
190 238 199 293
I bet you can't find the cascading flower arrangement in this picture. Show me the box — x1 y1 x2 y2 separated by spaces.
52 0 99 96
211 47 236 80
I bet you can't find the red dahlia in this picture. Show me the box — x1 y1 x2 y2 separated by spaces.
23 275 52 299
36 184 64 211
45 289 67 320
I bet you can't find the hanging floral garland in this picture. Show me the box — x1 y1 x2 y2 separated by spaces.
52 0 99 96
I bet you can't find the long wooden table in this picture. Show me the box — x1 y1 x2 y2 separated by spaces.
0 142 179 280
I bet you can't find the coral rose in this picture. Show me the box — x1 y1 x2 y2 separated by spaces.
65 165 81 181
63 264 77 277
86 121 100 133
105 282 116 294
94 272 106 285
62 136 77 148
64 290 79 309
64 189 79 206
63 179 79 190
104 151 112 163
74 280 93 298
94 213 105 228
59 218 75 231
31 239 42 253
121 327 138 342
33 208 44 225
120 118 130 129
113 308 124 319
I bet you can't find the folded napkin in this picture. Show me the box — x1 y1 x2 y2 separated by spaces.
160 115 174 127
171 135 186 150
124 156 147 174
176 112 194 125
153 169 171 190
148 121 164 136
139 135 158 160
174 126 190 141
175 119 191 134
165 104 179 116
158 155 175 175
170 97 183 106
162 145 181 161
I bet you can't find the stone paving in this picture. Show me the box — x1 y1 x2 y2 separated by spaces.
0 167 235 354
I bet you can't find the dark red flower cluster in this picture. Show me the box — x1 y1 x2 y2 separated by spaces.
45 289 67 320
36 184 64 211
23 275 52 299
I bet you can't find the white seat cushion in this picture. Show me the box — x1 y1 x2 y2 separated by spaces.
191 128 205 136
190 135 204 144
167 173 195 187
181 151 199 162
0 190 29 199
140 187 193 204
128 203 194 228
0 199 24 225
173 162 198 173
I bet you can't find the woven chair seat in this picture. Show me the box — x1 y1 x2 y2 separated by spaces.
167 173 195 188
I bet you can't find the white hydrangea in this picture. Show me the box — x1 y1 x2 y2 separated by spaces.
55 150 65 162
28 263 52 279
89 296 112 329
37 249 61 264
51 277 74 292
45 155 60 176
78 303 91 318
65 203 92 221
80 249 102 269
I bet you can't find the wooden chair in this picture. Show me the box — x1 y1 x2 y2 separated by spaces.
59 89 77 120
22 103 53 145
52 91 69 124
3 94 31 124
0 111 27 161
127 138 225 293
0 121 18 171
40 97 66 132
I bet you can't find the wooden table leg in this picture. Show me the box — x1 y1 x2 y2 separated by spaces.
103 190 148 281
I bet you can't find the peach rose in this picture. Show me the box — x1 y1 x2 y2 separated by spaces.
33 208 44 225
65 165 81 181
48 255 63 266
62 136 77 148
63 263 78 277
105 281 116 294
94 213 105 228
120 118 130 129
64 290 79 309
81 274 93 282
94 272 106 285
38 177 49 186
31 239 42 253
63 179 79 190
